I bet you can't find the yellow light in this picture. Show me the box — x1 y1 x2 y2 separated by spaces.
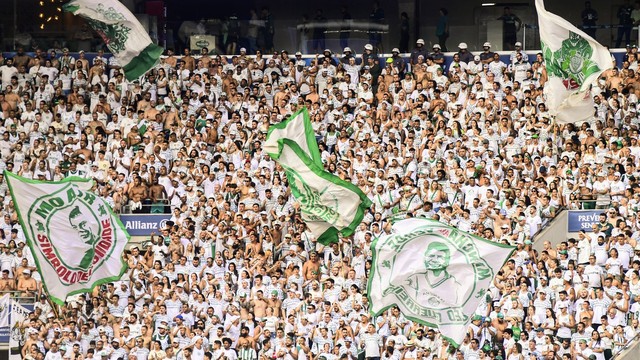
39 13 44 18
39 1 44 5
57 7 61 12
54 15 59 20
40 24 44 29
46 17 52 22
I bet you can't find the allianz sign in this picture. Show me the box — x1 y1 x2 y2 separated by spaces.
119 214 171 236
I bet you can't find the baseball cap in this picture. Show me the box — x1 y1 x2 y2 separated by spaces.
515 41 522 47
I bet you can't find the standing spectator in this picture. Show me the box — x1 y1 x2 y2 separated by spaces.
260 7 275 53
479 42 495 64
456 43 474 64
410 39 428 65
312 9 328 54
399 12 410 53
436 8 450 52
226 14 240 55
631 1 640 42
616 0 634 48
581 1 599 39
498 7 522 51
369 1 385 53
340 6 352 50
248 9 260 54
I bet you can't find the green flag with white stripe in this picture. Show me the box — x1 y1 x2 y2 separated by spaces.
265 109 371 244
64 0 163 81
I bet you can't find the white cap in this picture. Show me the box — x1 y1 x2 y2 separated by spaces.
392 48 399 53
515 41 522 47
295 51 302 56
240 47 246 52
483 42 491 48
433 44 441 49
474 55 481 61
458 42 467 49
416 39 425 45
364 44 373 50
343 47 352 53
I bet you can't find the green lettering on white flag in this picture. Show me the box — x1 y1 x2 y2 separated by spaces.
535 0 612 124
368 218 515 347
5 172 129 305
265 109 371 244
64 0 163 81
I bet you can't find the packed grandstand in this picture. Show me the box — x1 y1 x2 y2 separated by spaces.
0 27 639 360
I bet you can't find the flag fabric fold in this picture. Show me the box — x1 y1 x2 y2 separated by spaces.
535 0 612 124
368 218 515 347
5 172 129 304
265 109 371 244
64 0 163 81
0 294 9 328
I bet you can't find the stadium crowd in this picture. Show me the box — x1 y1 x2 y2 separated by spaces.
0 38 639 360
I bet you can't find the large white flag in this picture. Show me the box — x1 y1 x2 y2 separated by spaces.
265 109 371 244
536 0 612 124
265 108 323 168
0 294 9 328
5 172 129 304
64 0 163 81
368 219 515 347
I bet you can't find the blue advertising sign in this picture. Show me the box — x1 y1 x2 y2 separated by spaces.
567 210 605 232
119 214 171 236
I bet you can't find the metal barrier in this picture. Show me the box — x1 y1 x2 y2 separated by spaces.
611 333 640 360
120 199 171 214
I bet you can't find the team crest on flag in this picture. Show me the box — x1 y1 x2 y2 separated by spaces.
84 4 132 53
6 172 129 304
265 108 371 244
368 219 515 346
64 0 164 81
535 0 612 124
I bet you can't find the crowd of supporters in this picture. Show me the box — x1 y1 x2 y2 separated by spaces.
0 38 639 360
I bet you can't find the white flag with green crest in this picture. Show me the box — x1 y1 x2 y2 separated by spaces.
5 172 129 304
536 0 612 124
265 109 371 244
368 219 515 347
64 0 163 81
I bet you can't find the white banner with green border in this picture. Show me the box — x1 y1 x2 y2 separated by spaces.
368 218 515 347
64 0 163 81
265 109 371 244
5 172 129 305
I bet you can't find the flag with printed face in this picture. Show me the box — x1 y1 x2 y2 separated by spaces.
536 0 612 124
368 218 515 347
64 0 163 81
5 172 129 304
265 109 371 244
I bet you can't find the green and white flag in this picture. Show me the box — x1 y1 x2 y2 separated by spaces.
536 0 612 124
368 219 515 347
5 172 129 305
265 109 371 244
64 0 163 81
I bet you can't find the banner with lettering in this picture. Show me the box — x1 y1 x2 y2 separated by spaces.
5 172 129 304
368 218 515 347
567 210 604 232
